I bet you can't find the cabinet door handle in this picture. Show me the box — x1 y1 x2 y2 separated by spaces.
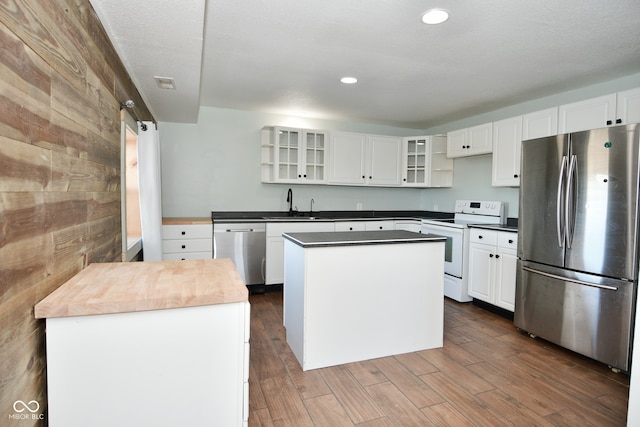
495 254 500 259
181 231 186 235
513 174 519 178
478 235 483 239
606 120 612 125
489 253 494 257
181 245 186 249
509 239 514 244
616 118 622 124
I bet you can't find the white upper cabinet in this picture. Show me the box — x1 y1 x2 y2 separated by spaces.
616 87 640 125
402 135 453 187
492 116 522 187
493 107 558 187
522 107 558 140
328 132 402 186
447 122 493 158
261 126 327 184
367 135 402 186
328 131 367 185
558 88 640 134
558 94 616 133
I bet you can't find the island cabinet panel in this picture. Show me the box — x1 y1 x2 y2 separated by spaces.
284 236 444 371
36 259 250 427
45 302 250 427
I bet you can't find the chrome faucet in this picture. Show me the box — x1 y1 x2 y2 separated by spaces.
287 188 293 216
310 198 315 214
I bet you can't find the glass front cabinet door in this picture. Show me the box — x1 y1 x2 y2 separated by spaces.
261 126 327 184
401 135 453 187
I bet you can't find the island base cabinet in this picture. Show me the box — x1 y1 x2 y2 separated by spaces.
45 302 250 427
284 240 444 371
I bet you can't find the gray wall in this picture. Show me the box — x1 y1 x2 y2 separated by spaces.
159 72 640 219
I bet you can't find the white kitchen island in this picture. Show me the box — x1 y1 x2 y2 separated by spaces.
283 230 445 371
35 259 250 427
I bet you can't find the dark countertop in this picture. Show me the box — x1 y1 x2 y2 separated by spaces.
211 210 454 223
468 224 518 233
282 230 446 248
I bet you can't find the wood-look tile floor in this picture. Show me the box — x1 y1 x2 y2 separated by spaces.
248 291 630 426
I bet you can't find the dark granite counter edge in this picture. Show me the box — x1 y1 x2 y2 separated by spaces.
282 230 447 248
469 224 518 233
211 210 455 222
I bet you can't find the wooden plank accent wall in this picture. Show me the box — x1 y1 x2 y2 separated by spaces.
0 1 154 424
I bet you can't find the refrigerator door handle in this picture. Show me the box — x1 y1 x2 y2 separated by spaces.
565 155 577 248
522 266 619 291
556 156 568 247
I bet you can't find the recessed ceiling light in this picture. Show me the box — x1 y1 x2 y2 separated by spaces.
421 9 449 25
340 77 358 84
154 76 176 90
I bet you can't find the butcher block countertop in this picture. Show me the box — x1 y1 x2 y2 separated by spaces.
162 217 211 225
34 259 247 319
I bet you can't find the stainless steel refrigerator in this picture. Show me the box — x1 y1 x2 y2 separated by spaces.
515 123 640 371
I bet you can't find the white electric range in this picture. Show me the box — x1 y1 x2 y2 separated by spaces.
421 200 506 302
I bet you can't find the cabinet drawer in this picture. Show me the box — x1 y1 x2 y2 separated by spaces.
162 252 213 261
335 221 366 231
162 239 212 254
163 224 212 240
470 229 497 245
497 232 518 249
266 221 334 237
364 220 395 231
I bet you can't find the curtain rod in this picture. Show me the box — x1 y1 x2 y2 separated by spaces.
120 100 155 130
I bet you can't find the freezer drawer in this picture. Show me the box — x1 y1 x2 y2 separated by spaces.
514 260 635 371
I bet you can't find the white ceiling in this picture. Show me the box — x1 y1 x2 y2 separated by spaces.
90 0 640 129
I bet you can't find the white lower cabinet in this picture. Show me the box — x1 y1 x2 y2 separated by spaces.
334 221 366 231
334 220 395 231
364 220 395 231
265 221 335 285
162 224 213 260
394 219 422 232
467 229 518 311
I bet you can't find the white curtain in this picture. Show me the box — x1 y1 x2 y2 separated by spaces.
137 121 163 261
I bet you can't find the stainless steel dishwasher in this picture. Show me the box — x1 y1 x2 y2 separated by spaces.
213 222 266 285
